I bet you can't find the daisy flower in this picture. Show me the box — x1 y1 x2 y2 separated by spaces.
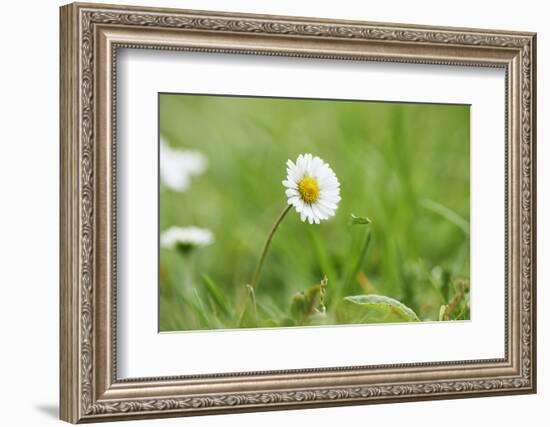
160 226 214 253
160 138 208 192
248 154 340 291
283 153 341 224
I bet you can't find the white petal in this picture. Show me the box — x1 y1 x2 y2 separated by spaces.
317 207 335 218
296 154 305 170
288 195 300 206
283 180 298 189
320 208 334 219
317 198 338 210
315 166 329 182
286 159 296 170
290 162 305 182
320 190 340 201
304 154 313 174
285 188 299 198
320 198 339 209
304 205 315 223
310 156 323 176
299 154 308 174
311 204 325 221
320 176 340 189
319 203 332 219
302 204 310 219
295 198 305 213
321 189 341 198
319 181 340 190
320 209 332 220
318 171 339 187
321 198 339 210
286 167 300 184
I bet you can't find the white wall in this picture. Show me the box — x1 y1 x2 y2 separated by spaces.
0 0 545 425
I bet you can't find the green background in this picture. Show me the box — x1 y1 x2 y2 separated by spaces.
159 94 470 331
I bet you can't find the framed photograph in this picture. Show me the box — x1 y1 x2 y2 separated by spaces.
60 2 537 423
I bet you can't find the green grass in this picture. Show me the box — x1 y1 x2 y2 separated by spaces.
159 94 470 331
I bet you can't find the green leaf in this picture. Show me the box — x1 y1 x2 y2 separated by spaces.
289 276 328 325
307 228 337 288
201 274 232 318
350 214 372 225
420 199 469 236
188 288 219 328
238 284 258 328
343 294 420 323
439 304 448 321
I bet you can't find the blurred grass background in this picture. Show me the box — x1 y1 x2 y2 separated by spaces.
159 94 470 331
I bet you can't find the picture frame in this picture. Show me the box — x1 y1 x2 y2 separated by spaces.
59 2 537 423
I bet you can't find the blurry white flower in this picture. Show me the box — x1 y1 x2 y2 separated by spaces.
161 226 214 253
160 138 207 191
283 153 340 224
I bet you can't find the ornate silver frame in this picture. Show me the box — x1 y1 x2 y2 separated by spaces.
60 2 537 423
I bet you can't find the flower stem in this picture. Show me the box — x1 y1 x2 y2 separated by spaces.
250 204 292 290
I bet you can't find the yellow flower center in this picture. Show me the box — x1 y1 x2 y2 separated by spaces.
298 176 320 204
